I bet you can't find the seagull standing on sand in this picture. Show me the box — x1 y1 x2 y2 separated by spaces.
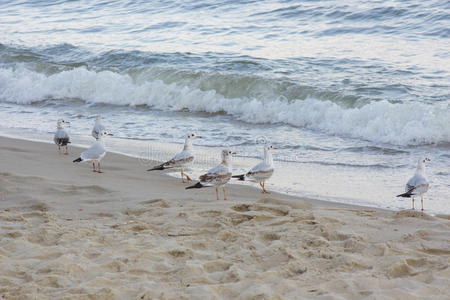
396 158 430 211
147 133 201 183
92 116 106 140
54 119 71 154
186 149 235 200
233 145 276 193
73 130 113 173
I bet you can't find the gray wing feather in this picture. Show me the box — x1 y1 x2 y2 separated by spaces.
81 142 105 160
405 173 429 194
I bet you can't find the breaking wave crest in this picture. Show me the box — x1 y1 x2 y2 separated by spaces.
1 66 449 146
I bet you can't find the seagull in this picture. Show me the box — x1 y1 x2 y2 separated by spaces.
186 149 235 200
92 115 106 140
396 158 430 211
147 133 201 183
233 145 276 193
54 119 71 154
73 130 113 173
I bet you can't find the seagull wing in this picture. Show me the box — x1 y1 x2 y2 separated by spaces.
246 162 274 181
405 173 429 195
54 129 70 145
166 150 194 167
54 128 69 139
81 142 105 161
199 163 231 186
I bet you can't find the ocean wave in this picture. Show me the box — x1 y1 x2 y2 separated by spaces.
0 66 449 146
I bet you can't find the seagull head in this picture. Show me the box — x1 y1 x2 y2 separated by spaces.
186 133 201 140
184 133 201 150
264 145 276 162
222 149 236 162
417 157 430 170
57 119 70 128
98 130 113 139
264 145 277 152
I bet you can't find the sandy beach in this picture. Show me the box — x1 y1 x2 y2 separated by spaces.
0 136 449 299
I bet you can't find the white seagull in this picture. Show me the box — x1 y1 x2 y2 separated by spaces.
233 145 276 193
54 119 71 154
186 149 235 200
396 158 430 211
73 130 113 173
147 133 201 183
92 115 106 140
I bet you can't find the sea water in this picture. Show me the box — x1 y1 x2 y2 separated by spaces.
0 0 449 214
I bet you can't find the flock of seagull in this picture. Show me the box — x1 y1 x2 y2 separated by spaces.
54 116 430 209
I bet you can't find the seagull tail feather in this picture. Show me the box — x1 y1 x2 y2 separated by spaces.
147 164 165 171
186 182 204 190
396 187 415 198
396 191 412 198
73 157 82 163
232 174 245 181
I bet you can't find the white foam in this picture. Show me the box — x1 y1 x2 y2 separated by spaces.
1 66 449 145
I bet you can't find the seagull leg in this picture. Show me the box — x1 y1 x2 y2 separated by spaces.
58 145 61 154
223 187 227 201
412 197 415 210
215 187 219 201
181 168 185 183
421 196 424 211
97 162 103 173
92 162 96 172
259 182 264 193
262 182 269 194
64 145 69 155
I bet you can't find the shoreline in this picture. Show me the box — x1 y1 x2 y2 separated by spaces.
0 132 396 213
1 136 449 298
0 135 378 211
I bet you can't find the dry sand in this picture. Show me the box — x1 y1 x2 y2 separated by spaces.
0 136 449 299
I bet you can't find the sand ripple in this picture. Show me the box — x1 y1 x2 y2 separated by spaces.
0 194 449 299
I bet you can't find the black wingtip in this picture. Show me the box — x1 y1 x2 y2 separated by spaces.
73 157 82 163
147 165 165 171
232 174 245 181
397 187 415 198
186 182 204 190
396 192 412 198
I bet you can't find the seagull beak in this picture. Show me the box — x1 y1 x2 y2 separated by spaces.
107 133 113 136
195 136 202 138
65 121 70 124
272 147 277 150
232 152 236 155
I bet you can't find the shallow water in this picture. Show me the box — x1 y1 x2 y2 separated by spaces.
0 0 449 213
